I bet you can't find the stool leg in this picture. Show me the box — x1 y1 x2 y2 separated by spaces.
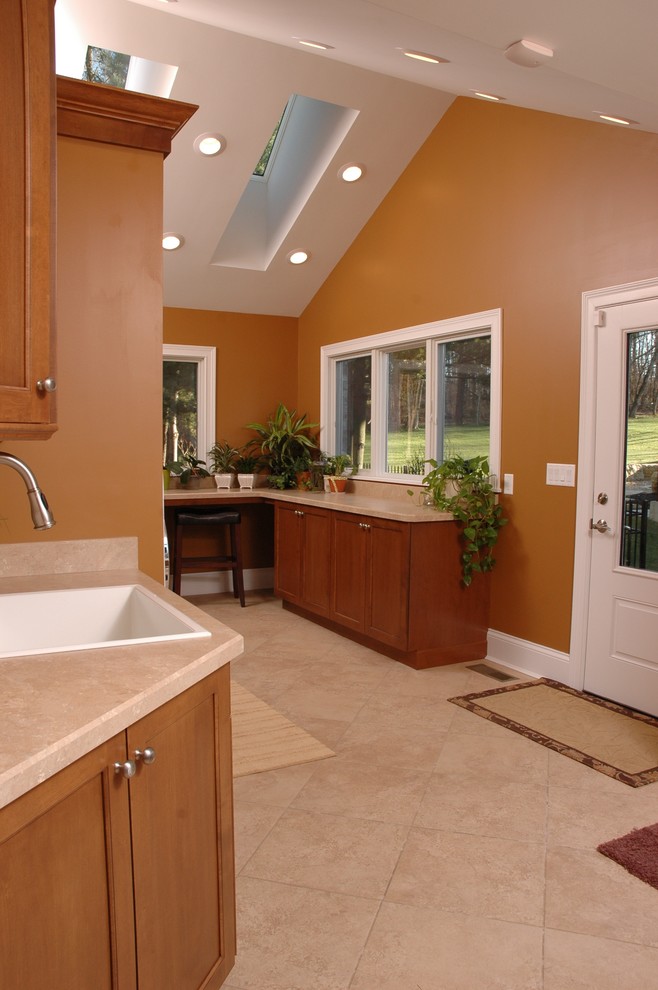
230 522 246 607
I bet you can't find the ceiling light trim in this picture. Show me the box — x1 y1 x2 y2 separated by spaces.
287 250 310 265
193 132 226 156
401 49 449 65
162 232 184 251
296 39 334 51
338 162 365 182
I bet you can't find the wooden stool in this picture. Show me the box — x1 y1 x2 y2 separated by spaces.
173 511 245 606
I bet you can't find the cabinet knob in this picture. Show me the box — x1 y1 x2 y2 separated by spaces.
36 377 57 394
134 746 156 765
113 759 137 779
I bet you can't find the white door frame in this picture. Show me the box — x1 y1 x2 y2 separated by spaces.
570 276 658 689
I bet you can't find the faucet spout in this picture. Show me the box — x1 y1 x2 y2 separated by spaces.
0 453 56 530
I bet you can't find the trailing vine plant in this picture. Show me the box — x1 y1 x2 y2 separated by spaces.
419 455 507 587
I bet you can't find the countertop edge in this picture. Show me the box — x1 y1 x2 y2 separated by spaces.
0 569 243 810
164 487 454 522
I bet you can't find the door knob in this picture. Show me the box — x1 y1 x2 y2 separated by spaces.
134 747 156 765
113 759 137 778
589 518 610 533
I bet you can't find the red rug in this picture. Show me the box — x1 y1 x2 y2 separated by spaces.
597 822 658 890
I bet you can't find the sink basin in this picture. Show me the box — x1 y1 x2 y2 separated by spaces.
0 584 211 659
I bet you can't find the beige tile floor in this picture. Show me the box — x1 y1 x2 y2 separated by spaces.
194 591 658 990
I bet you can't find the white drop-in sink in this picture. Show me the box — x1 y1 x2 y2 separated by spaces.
0 584 211 659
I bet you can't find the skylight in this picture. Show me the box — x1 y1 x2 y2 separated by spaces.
213 93 359 272
253 105 288 178
58 37 178 99
83 46 131 88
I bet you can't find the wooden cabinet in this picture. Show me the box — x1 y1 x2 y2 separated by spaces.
0 0 57 439
333 512 409 650
275 502 489 669
0 667 235 990
275 503 332 617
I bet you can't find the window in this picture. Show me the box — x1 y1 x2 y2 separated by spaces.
162 345 216 469
321 310 501 483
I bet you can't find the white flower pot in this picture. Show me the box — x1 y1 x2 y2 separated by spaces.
214 473 235 489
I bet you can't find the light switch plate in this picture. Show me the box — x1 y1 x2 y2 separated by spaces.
546 463 575 487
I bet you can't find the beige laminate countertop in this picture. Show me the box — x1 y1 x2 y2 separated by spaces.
165 485 454 523
0 541 243 811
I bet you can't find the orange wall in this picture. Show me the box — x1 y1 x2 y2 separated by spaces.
298 99 658 653
163 307 298 451
0 137 165 579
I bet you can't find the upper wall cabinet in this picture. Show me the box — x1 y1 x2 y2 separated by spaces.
0 0 57 439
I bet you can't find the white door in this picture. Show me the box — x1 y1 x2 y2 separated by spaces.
583 297 658 715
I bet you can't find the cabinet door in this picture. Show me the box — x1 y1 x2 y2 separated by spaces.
332 512 368 632
0 0 56 438
366 517 410 649
299 506 332 616
0 735 136 990
127 667 235 990
275 504 303 601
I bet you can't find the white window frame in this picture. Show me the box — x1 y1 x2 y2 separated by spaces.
320 309 502 485
163 344 216 463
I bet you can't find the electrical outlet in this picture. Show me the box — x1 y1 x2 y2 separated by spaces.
503 473 514 495
546 463 575 487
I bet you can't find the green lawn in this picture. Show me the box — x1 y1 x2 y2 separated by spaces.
626 415 658 464
362 415 656 475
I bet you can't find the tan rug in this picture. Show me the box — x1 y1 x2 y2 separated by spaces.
231 681 335 777
448 678 658 787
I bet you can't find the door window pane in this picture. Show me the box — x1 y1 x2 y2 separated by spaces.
621 328 658 571
386 347 426 475
163 360 199 465
439 336 491 462
336 355 371 469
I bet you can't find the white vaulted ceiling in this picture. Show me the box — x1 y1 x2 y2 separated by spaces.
56 0 658 316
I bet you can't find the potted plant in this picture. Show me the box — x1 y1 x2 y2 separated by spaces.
234 445 266 489
292 452 314 490
418 454 507 586
323 453 356 493
166 448 212 488
208 440 239 489
246 403 319 490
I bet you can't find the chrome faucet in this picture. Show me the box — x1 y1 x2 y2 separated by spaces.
0 452 55 530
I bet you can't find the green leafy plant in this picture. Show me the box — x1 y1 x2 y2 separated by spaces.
166 446 211 485
207 440 239 474
323 453 357 477
246 403 319 489
419 454 507 587
234 452 264 473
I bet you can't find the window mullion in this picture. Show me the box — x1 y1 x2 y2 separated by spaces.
371 350 387 476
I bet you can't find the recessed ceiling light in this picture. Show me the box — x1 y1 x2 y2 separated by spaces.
401 49 449 64
157 0 177 4
162 233 184 251
338 163 365 183
471 91 505 103
296 39 334 51
193 132 226 157
504 39 553 67
288 250 309 265
596 113 635 126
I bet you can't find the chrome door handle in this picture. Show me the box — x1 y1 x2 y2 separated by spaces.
113 759 137 779
134 747 156 765
589 518 610 533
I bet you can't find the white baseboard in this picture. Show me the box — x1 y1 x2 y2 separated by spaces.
486 628 572 683
179 567 274 597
